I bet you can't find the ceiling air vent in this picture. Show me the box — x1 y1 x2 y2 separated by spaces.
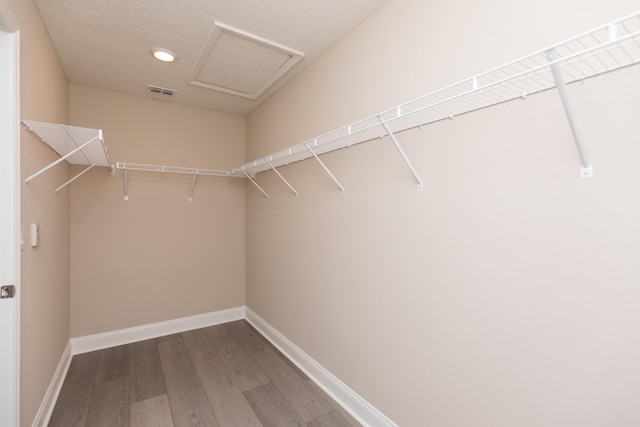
147 85 176 96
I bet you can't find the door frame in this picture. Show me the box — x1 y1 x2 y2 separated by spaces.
0 1 20 426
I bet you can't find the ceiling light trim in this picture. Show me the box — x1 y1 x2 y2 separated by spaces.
150 47 178 62
188 21 304 100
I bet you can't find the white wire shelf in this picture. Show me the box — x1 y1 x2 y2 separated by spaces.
116 162 242 201
22 120 111 192
116 162 233 177
231 11 640 193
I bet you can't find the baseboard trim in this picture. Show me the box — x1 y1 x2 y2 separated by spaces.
245 307 398 427
32 341 72 427
71 306 245 355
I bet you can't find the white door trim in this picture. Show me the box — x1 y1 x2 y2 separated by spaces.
0 1 20 426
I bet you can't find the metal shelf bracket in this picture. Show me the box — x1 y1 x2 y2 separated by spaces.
189 174 197 202
304 142 346 195
547 49 593 178
243 171 270 198
265 158 299 197
124 169 129 201
379 118 424 191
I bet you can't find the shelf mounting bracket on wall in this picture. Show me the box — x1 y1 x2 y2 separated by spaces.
546 49 593 178
123 169 129 201
243 171 270 198
189 175 198 202
379 117 424 191
304 142 346 195
265 158 299 197
22 121 111 192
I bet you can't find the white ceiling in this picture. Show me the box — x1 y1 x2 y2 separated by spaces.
35 0 388 115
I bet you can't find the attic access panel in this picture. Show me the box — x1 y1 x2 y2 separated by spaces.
188 22 304 99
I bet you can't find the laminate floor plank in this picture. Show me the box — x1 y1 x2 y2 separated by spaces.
158 336 219 427
130 338 167 403
227 321 309 379
94 344 130 384
225 321 333 422
48 351 100 427
307 410 354 427
85 376 130 427
244 383 306 427
182 329 264 427
130 394 174 427
203 324 270 392
306 380 362 426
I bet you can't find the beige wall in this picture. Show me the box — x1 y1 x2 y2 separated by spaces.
69 85 246 337
7 0 71 424
246 0 640 426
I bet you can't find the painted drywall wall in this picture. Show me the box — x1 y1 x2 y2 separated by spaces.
245 0 640 425
6 0 71 424
69 85 246 337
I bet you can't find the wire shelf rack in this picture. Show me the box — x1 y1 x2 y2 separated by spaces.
22 120 111 192
115 162 240 201
231 11 640 192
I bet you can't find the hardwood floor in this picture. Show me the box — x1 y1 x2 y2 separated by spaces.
49 320 361 427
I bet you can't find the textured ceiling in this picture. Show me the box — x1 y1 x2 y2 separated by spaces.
34 0 388 115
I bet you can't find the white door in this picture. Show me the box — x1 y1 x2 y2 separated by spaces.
0 2 20 426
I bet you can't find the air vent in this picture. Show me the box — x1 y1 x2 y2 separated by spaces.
147 85 176 96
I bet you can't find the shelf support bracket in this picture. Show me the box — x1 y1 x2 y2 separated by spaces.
304 143 345 195
243 171 270 198
547 49 593 178
189 174 197 202
379 118 424 191
124 169 129 201
55 157 103 193
24 135 100 185
265 158 299 197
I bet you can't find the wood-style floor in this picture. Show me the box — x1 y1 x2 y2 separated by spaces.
48 320 361 427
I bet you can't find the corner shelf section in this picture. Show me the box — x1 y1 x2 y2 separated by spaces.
116 162 242 201
22 120 111 192
231 11 640 195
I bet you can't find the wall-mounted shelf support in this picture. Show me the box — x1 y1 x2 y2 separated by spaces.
546 49 593 177
243 171 270 198
265 158 299 197
304 142 346 195
189 175 198 202
24 134 99 185
55 156 104 193
379 118 424 191
116 162 239 201
124 169 129 201
22 121 110 192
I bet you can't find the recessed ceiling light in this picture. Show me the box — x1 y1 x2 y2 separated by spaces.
150 47 177 62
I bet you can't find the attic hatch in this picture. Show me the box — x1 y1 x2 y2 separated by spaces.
188 22 304 99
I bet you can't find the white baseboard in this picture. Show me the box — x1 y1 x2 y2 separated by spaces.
245 307 398 427
32 341 72 427
71 306 245 354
